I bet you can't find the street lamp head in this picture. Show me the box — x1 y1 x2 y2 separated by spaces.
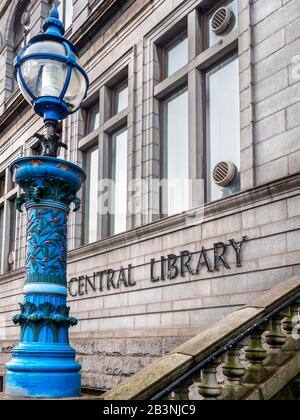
14 4 89 124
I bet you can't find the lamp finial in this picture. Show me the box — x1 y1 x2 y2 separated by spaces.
50 3 59 19
43 0 65 36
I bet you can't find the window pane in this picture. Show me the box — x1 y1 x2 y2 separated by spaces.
0 174 5 197
114 83 128 115
110 128 128 235
208 0 238 48
86 103 100 134
163 87 189 216
165 36 188 78
57 0 64 21
206 55 240 202
64 0 73 29
8 199 16 272
84 146 99 244
0 206 3 270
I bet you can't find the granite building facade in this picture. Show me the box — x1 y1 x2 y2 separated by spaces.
0 0 300 391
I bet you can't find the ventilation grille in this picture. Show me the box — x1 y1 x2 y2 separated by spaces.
211 7 233 35
213 161 236 187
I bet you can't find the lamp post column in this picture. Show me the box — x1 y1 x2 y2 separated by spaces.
5 157 85 398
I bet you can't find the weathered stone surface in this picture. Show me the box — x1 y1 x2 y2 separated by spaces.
245 352 300 400
102 353 193 400
172 307 262 361
245 276 300 310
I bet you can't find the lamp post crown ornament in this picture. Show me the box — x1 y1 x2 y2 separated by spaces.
14 1 89 157
5 4 88 399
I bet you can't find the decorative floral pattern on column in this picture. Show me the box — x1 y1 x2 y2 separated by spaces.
26 208 68 276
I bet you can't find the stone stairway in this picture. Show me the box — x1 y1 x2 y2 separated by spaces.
101 276 300 401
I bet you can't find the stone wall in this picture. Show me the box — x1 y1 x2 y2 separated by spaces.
0 0 300 391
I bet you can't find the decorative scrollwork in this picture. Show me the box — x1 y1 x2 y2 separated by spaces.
16 177 81 212
33 133 68 158
13 301 77 328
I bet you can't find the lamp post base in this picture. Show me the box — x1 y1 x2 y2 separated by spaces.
5 343 81 398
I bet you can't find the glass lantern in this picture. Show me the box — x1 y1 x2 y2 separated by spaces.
14 6 89 122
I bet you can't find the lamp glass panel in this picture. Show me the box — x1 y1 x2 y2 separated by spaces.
63 67 87 112
22 41 67 57
21 58 67 98
17 71 34 103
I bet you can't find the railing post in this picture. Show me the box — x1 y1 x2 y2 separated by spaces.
243 326 272 384
198 359 222 400
222 343 247 400
167 374 198 400
265 313 289 366
282 300 300 352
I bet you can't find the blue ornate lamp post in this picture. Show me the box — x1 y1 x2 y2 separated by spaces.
5 5 89 398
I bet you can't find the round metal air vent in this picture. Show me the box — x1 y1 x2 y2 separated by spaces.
213 161 236 187
211 7 233 35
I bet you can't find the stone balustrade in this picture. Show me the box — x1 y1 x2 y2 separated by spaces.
102 276 300 401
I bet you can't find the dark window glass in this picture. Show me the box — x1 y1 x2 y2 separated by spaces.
206 54 240 202
162 86 189 216
31 143 43 156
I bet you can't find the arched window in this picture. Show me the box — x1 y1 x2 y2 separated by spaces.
12 2 31 91
50 0 73 31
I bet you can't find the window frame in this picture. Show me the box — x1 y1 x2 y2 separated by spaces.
108 126 129 237
0 168 19 274
204 51 240 203
78 64 131 246
160 84 189 218
85 101 100 136
110 80 129 118
160 30 188 81
153 1 240 218
82 142 99 245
